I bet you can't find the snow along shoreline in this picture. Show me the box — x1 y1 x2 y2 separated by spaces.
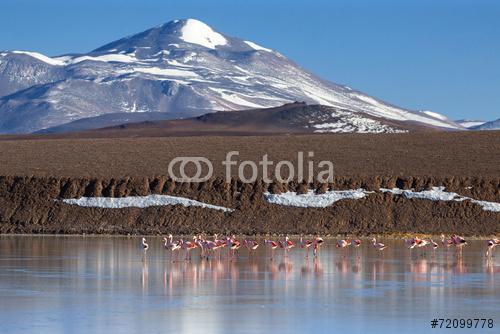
61 187 499 213
62 194 233 212
264 189 371 208
264 187 500 212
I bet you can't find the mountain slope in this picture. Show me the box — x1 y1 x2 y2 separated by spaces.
0 18 463 134
455 119 486 128
25 103 448 139
470 118 500 130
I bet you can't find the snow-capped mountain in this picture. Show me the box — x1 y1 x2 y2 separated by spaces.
469 118 500 131
0 18 463 134
455 119 486 128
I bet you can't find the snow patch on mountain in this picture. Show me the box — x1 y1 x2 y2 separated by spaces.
244 40 272 52
133 67 200 78
11 50 65 66
470 119 500 131
455 119 486 128
421 110 449 121
311 109 407 134
351 94 457 128
69 53 139 64
179 19 227 49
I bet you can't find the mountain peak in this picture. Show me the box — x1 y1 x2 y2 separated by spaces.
0 19 463 134
174 18 227 49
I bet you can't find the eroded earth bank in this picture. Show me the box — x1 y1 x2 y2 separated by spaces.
1 175 498 235
0 131 499 236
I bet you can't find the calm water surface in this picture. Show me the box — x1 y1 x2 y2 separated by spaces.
0 236 498 333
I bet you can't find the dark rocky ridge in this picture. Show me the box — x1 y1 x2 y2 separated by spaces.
1 175 498 235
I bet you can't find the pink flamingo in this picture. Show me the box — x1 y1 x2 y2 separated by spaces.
195 235 206 257
440 234 454 247
201 237 220 259
336 239 351 248
226 235 241 258
299 235 314 258
336 239 351 257
313 236 324 257
163 234 181 260
404 237 418 249
265 239 279 259
371 238 388 251
353 239 362 247
451 234 467 256
244 239 259 255
180 238 197 260
416 239 430 248
486 238 499 257
279 236 295 254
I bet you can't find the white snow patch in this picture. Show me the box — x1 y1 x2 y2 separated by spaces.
179 19 227 49
11 51 66 66
352 93 460 129
381 187 500 212
244 40 272 52
421 110 449 121
133 67 199 78
311 110 407 134
208 87 266 109
62 194 233 212
380 187 458 201
264 189 369 208
69 53 138 64
456 120 486 128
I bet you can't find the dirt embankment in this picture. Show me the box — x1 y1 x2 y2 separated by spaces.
1 175 498 236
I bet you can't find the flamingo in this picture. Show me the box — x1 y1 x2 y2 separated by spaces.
299 235 314 257
486 238 500 257
265 239 279 259
313 236 324 257
201 238 219 258
440 234 454 247
336 239 351 248
416 239 430 248
226 235 241 258
371 238 388 251
180 238 197 260
353 239 362 247
141 237 149 251
451 234 467 255
163 234 181 260
194 235 206 257
430 239 438 250
279 236 294 254
214 234 225 246
244 239 259 255
404 237 418 249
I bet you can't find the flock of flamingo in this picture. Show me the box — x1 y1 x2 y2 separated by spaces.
139 234 500 260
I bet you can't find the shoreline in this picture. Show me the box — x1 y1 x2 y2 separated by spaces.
0 233 496 240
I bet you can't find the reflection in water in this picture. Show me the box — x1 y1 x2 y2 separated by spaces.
0 236 498 334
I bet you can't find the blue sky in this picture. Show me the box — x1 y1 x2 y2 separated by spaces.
1 0 499 120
